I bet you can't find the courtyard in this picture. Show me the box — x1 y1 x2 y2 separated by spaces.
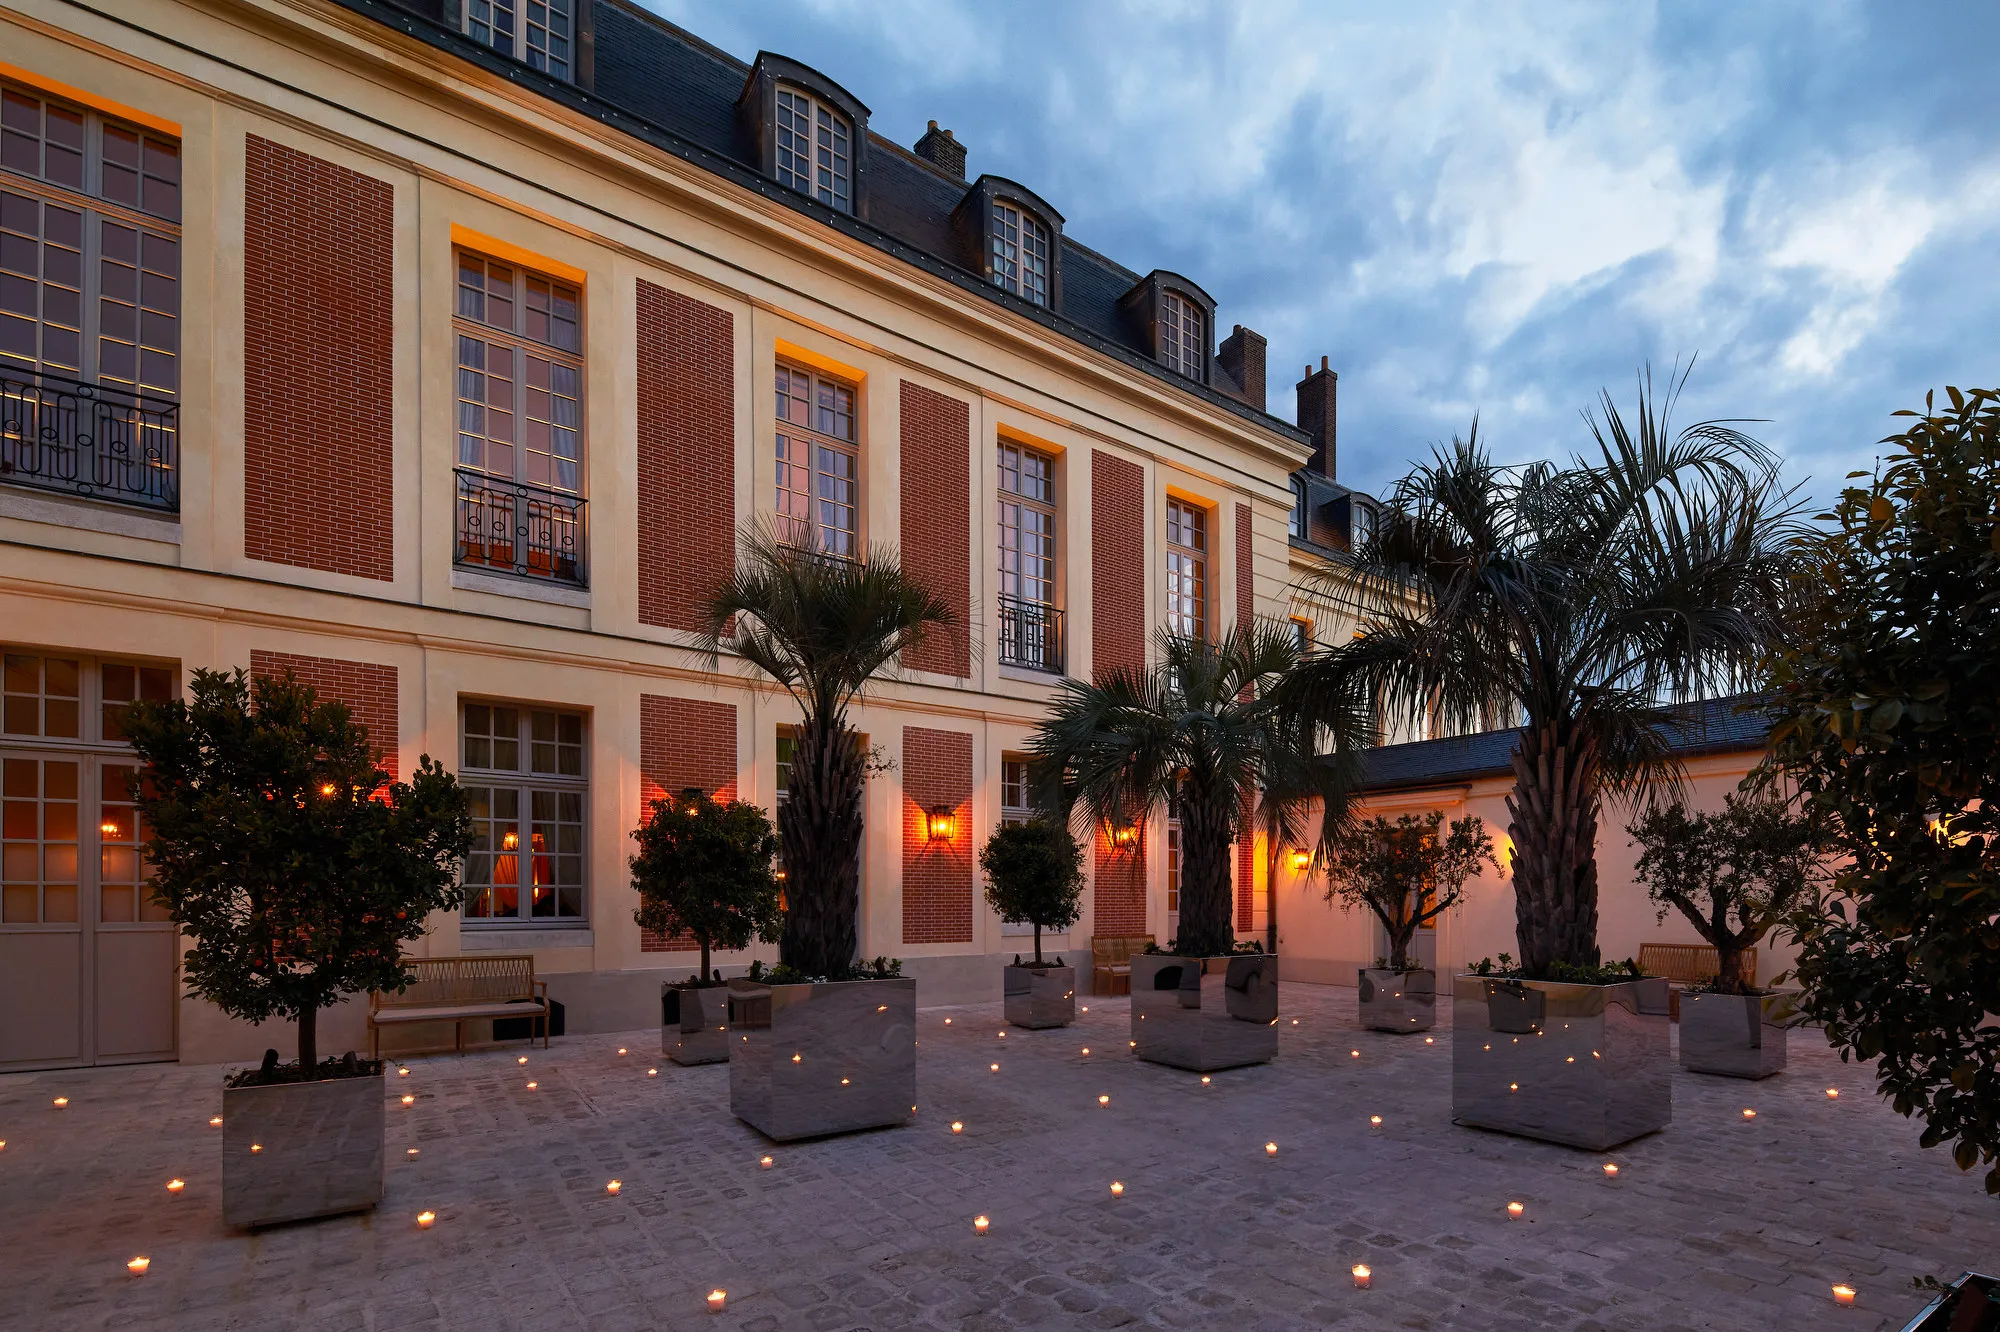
2 983 1992 1332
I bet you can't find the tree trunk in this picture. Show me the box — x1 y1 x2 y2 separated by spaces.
1032 922 1043 966
1505 718 1603 977
699 936 712 986
1178 790 1236 957
298 1003 318 1078
779 715 866 978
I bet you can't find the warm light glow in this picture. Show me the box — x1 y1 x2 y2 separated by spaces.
997 1031 1005 1038
792 1054 802 1063
407 1149 419 1158
951 1121 963 1134
926 805 957 842
1742 1108 1756 1120
1352 1265 1371 1289
320 783 337 797
617 1048 627 1056
526 1081 537 1090
250 1144 262 1154
840 1078 850 1086
606 1180 621 1194
1507 1202 1524 1218
502 831 519 851
1201 1076 1211 1085
399 1067 410 1076
647 1068 658 1077
1424 1037 1434 1044
1265 1142 1278 1157
1110 1181 1124 1195
1289 848 1311 872
1833 1285 1855 1307
973 1215 989 1234
1109 821 1138 850
401 1094 414 1106
1081 1047 1090 1056
1098 1095 1110 1106
209 1116 222 1127
127 1257 149 1275
1350 1050 1359 1058
707 1290 727 1313
166 1178 184 1194
759 1155 773 1169
1603 1163 1619 1177
518 1056 528 1064
1370 1116 1382 1126
101 820 120 835
52 1097 67 1108
417 1211 435 1229
1826 1088 1839 1099
1509 1083 1519 1092
991 1063 1000 1072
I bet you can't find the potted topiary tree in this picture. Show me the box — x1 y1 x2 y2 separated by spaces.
632 786 783 1065
981 817 1085 1029
1323 811 1497 1033
1628 793 1824 1078
123 668 472 1229
701 528 951 1140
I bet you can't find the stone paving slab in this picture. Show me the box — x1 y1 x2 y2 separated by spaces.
2 984 1994 1331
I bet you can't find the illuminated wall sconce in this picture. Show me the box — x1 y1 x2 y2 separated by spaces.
1289 848 1311 872
1109 821 1138 851
926 805 957 843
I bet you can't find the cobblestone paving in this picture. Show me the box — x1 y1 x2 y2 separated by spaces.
3 984 1996 1332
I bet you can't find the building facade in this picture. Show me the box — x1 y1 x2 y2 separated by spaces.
0 0 1369 1068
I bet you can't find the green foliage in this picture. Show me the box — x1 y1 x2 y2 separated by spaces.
1626 794 1825 995
122 668 473 1075
1323 812 1497 970
1471 953 1644 984
746 955 902 985
979 819 1084 964
1761 385 2000 1192
630 790 783 979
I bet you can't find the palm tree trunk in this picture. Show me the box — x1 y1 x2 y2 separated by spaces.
779 715 866 978
1179 792 1236 957
1505 718 1602 976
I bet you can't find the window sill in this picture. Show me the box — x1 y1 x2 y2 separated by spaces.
0 485 181 543
997 663 1067 686
459 926 594 952
452 567 590 608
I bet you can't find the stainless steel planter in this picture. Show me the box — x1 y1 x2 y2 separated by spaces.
1003 964 1076 1029
222 1069 384 1228
1679 989 1800 1079
727 977 916 1141
1358 968 1436 1032
1131 953 1279 1072
662 982 730 1066
1451 974 1671 1150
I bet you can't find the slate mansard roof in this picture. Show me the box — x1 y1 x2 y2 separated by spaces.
330 0 1308 447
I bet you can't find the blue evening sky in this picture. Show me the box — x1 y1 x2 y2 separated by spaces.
643 1 1998 507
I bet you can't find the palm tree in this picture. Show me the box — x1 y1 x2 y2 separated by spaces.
1030 622 1366 959
703 528 952 978
1287 368 1798 978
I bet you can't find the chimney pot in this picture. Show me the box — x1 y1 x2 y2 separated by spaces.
1296 359 1338 481
1218 324 1267 413
914 122 967 180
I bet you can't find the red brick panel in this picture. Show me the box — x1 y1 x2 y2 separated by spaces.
1093 827 1147 938
248 650 398 765
1235 502 1254 631
637 282 735 632
900 725 973 945
899 383 971 677
638 694 739 953
1237 793 1256 933
242 137 395 581
1091 450 1145 682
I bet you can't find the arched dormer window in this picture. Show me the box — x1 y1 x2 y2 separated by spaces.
1159 290 1205 379
991 200 1050 305
775 87 850 213
738 54 871 219
1118 271 1217 385
951 176 1064 311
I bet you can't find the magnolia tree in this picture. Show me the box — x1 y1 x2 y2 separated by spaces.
630 788 783 983
1323 811 1496 971
124 669 472 1078
979 818 1084 966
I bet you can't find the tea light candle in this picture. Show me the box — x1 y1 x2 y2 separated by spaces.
127 1257 149 1276
250 1144 262 1154
1081 1048 1090 1056
1349 1050 1359 1059
944 1018 951 1024
617 1047 627 1056
990 1063 1000 1072
707 1290 726 1313
526 1081 538 1090
1506 1201 1524 1219
407 1149 420 1158
518 1056 528 1065
402 1094 414 1106
1370 1116 1382 1126
1826 1088 1839 1099
1265 1142 1278 1157
1098 1095 1110 1106
759 1155 773 1169
1742 1108 1756 1120
1509 1083 1519 1092
951 1121 963 1134
973 1215 989 1235
1081 1007 1088 1013
209 1116 222 1127
417 1210 435 1229
1201 1075 1211 1085
1109 1182 1124 1196
606 1180 621 1195
166 1178 184 1194
1352 1264 1370 1289
648 1068 658 1077
52 1097 67 1108
1603 1163 1619 1178
398 1067 410 1077
997 1031 1005 1038
840 1078 850 1086
1425 1036 1434 1044
1833 1285 1855 1307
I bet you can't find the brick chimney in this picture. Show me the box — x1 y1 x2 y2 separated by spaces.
913 121 965 180
1296 356 1337 479
1218 324 1266 412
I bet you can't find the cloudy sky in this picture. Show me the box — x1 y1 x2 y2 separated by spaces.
644 0 1997 507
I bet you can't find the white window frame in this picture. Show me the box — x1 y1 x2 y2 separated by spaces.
459 700 589 928
990 201 1050 306
775 88 852 214
1159 290 1205 379
1164 498 1208 640
462 0 574 80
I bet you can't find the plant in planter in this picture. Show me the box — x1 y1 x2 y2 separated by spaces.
1627 793 1824 1077
1287 369 1799 1147
980 817 1084 1028
1323 811 1497 1033
123 668 472 1227
631 787 782 1065
1032 623 1364 1071
702 527 949 1138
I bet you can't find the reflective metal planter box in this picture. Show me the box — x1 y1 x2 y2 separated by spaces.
1358 968 1436 1033
1004 964 1076 1029
1131 953 1279 1072
1679 990 1799 1079
662 982 730 1065
727 977 916 1141
222 1069 384 1228
1451 975 1671 1150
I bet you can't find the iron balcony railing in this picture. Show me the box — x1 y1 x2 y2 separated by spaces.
454 469 587 588
0 366 179 513
998 594 1064 674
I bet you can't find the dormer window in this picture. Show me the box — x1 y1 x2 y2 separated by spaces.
463 0 572 80
991 201 1050 306
775 87 851 213
1159 290 1205 379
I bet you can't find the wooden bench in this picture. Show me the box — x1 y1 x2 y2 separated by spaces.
1636 942 1757 1020
1090 935 1154 996
368 955 550 1057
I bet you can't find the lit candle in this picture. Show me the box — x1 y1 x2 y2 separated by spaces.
1291 1019 1299 1025
127 1257 149 1276
1350 1050 1359 1059
1603 1163 1618 1178
951 1122 963 1134
606 1180 621 1195
647 1068 658 1077
990 1063 1000 1073
1507 1201 1524 1219
209 1117 222 1128
526 1081 537 1090
1352 1265 1370 1289
1826 1089 1839 1100
1742 1108 1756 1120
398 1067 409 1076
1265 1142 1278 1157
250 1144 262 1154
973 1215 989 1235
759 1155 773 1169
1129 1040 1136 1048
944 1018 951 1025
1081 1007 1088 1013
166 1178 184 1194
52 1097 67 1108
402 1094 414 1106
518 1056 528 1065
618 1048 628 1056
1833 1285 1855 1307
1201 1076 1211 1086
840 1078 850 1086
1098 1095 1110 1106
707 1290 727 1313
1081 1048 1090 1056
1424 1037 1434 1044
1370 1116 1382 1126
417 1210 435 1229
792 1054 802 1063
997 1031 1005 1038
1109 1181 1124 1195
407 1149 420 1158
1509 1083 1519 1092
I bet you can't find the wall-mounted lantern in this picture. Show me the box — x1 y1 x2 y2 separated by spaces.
926 805 957 843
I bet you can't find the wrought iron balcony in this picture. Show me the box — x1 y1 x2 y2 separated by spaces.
0 366 179 513
998 594 1064 674
455 469 587 588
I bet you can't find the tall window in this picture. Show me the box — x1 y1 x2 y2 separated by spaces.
1166 797 1181 922
775 88 851 213
1165 499 1208 639
990 202 1050 306
1159 290 1204 380
1290 616 1313 655
1000 758 1031 827
460 702 587 925
463 0 572 80
1289 477 1308 540
1 83 180 395
997 441 1060 672
775 363 858 558
454 250 585 583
